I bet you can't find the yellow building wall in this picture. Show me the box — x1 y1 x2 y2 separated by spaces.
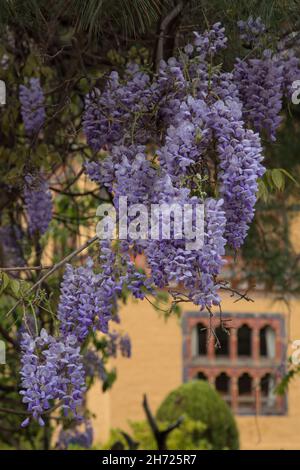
88 291 300 450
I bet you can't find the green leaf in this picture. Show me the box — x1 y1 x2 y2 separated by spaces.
265 170 274 189
271 169 285 191
9 279 20 297
102 369 117 392
279 168 300 187
0 272 10 295
257 179 269 203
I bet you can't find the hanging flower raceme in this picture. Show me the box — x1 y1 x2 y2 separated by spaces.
0 225 24 267
237 16 266 46
234 50 284 141
83 350 107 382
146 197 227 309
57 420 93 450
82 64 158 152
119 334 132 358
57 257 114 342
19 78 45 135
277 48 300 99
20 329 86 427
194 22 227 58
158 97 211 183
211 99 265 249
23 173 53 236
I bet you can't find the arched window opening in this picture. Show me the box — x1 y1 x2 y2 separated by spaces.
196 371 208 381
191 323 207 356
260 326 276 359
238 373 252 395
238 373 254 413
215 326 230 357
238 324 252 357
260 373 276 413
216 372 231 406
215 372 230 394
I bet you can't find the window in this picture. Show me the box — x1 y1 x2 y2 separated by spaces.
183 312 286 415
191 322 207 356
260 326 276 359
196 371 208 381
237 324 252 357
215 372 231 406
238 373 254 413
260 373 276 414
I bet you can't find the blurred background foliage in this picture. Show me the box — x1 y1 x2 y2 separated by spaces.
69 381 239 450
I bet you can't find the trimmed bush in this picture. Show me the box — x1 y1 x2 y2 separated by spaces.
156 380 239 450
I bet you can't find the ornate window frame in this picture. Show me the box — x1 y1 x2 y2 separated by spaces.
182 312 287 415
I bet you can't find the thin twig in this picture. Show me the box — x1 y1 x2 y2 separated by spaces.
0 266 52 272
5 235 99 318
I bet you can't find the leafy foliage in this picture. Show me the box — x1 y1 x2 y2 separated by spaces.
156 381 239 450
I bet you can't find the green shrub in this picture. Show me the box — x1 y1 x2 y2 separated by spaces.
130 414 212 450
102 415 211 450
156 380 239 450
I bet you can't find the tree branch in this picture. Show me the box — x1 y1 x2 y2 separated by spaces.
155 1 185 72
142 394 183 450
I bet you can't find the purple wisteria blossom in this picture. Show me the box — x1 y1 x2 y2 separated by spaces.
82 64 157 152
19 78 45 135
83 350 107 382
237 16 266 46
57 257 114 341
158 97 211 182
119 334 132 358
57 420 93 449
23 174 52 236
20 329 86 426
146 198 226 309
277 49 300 99
234 50 284 141
84 144 145 193
106 331 132 358
194 22 227 58
0 225 24 267
211 99 265 248
114 148 157 205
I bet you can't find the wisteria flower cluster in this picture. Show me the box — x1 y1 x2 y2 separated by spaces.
18 18 300 430
19 77 45 135
237 16 266 46
20 329 86 427
0 225 24 268
83 20 283 312
234 19 300 140
57 420 94 450
23 173 53 236
106 331 132 358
